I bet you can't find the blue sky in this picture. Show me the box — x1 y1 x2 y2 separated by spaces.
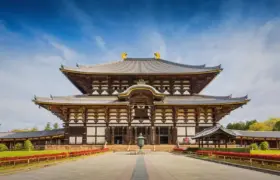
0 0 280 131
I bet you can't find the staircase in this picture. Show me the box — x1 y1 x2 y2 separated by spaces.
107 144 176 152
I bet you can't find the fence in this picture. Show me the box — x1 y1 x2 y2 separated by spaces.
0 148 109 167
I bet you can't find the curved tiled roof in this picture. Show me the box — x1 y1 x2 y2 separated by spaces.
61 58 222 74
0 129 64 139
33 94 248 105
193 125 280 139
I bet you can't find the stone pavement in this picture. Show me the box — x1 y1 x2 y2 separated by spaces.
2 152 280 180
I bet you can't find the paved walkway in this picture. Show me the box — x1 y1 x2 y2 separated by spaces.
2 152 279 180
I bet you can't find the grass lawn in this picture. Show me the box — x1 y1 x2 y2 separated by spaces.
0 150 67 157
251 150 280 155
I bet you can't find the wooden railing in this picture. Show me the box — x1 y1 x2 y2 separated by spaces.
0 148 109 167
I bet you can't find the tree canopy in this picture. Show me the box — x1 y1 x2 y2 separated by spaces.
53 122 59 129
226 118 280 131
44 122 52 131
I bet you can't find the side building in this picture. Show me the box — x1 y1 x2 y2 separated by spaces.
32 54 249 145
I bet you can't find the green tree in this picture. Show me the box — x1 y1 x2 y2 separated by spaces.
24 140 34 151
226 121 246 130
264 118 280 130
31 127 38 131
44 122 52 131
249 143 258 150
244 120 257 130
249 122 271 131
14 143 23 150
260 141 269 150
53 123 59 129
273 121 280 131
0 143 8 152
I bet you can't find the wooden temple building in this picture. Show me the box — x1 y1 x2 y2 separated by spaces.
192 125 280 149
30 53 249 145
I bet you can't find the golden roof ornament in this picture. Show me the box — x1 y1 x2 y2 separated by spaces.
121 52 127 60
154 52 160 59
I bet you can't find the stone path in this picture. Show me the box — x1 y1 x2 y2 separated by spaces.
2 152 280 180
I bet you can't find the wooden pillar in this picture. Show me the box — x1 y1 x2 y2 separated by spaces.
218 138 220 148
64 122 69 145
127 126 131 145
134 127 137 144
240 137 243 147
201 138 204 148
150 127 154 145
173 127 177 145
122 127 125 144
145 127 149 144
214 140 217 148
207 137 209 148
225 138 228 148
157 127 160 145
168 126 171 144
82 122 87 144
198 139 201 148
111 127 115 145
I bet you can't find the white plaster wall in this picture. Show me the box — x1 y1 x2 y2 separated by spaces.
87 137 95 144
96 127 105 136
87 127 95 136
187 127 195 136
177 127 186 136
96 137 105 144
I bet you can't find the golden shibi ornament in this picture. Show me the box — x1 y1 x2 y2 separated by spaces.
121 52 127 60
154 52 160 59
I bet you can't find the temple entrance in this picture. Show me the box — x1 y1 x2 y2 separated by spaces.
114 136 123 144
160 136 168 144
156 127 170 144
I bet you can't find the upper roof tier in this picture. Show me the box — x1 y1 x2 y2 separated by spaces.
60 58 222 75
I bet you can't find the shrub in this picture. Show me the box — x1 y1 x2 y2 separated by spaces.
185 147 200 153
260 141 269 150
249 143 258 150
0 143 8 151
14 143 23 150
24 140 34 151
199 148 250 153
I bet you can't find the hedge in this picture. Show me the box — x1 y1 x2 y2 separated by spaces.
199 148 250 153
184 147 250 153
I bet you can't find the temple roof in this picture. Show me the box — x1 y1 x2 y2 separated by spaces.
0 129 64 139
193 125 280 139
33 94 249 106
60 58 222 75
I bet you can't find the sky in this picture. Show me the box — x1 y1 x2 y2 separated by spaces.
0 0 280 131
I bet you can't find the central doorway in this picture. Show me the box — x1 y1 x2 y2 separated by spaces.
156 127 170 144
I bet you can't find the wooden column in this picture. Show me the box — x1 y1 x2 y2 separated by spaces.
195 108 199 134
172 127 177 145
127 126 131 145
225 138 228 148
201 138 204 148
168 126 171 144
134 127 137 144
150 127 154 145
218 138 220 148
111 127 115 145
157 127 160 144
64 122 69 145
122 127 125 144
145 127 149 144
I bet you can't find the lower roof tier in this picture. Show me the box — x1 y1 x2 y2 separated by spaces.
34 94 249 106
33 94 249 123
